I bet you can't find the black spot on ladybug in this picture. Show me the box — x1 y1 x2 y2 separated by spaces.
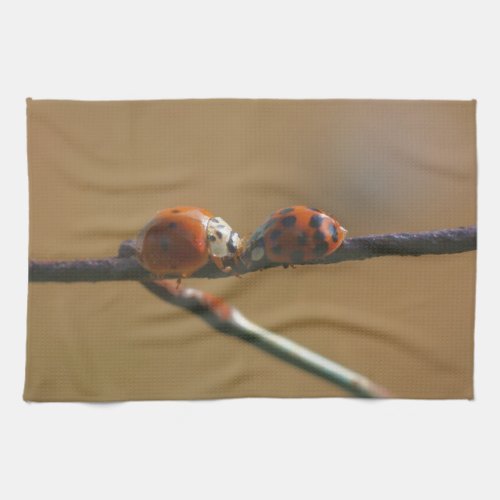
168 222 177 229
279 207 295 215
271 245 282 255
171 209 181 213
159 235 170 252
313 230 326 242
216 230 223 239
208 234 217 242
270 229 282 240
291 250 304 263
281 215 297 228
309 214 323 228
297 232 308 245
313 241 329 255
327 222 338 242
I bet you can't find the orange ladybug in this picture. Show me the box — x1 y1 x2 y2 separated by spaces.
246 206 347 265
136 206 242 281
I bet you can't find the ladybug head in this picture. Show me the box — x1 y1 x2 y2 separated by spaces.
206 217 242 258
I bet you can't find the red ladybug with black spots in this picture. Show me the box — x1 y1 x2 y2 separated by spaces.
136 206 242 281
245 206 347 266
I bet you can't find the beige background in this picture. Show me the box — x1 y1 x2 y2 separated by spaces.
25 99 476 401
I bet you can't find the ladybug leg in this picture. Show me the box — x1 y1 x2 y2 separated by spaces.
212 256 226 272
224 266 241 278
212 257 240 277
229 267 242 278
176 274 187 289
231 255 244 277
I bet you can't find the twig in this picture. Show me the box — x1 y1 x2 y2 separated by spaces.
29 225 476 282
142 280 390 398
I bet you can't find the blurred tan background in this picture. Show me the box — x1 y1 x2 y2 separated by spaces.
25 99 476 401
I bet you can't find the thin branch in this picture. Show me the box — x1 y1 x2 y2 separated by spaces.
142 280 390 398
29 226 476 282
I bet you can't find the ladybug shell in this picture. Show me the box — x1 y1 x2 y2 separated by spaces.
248 206 347 265
136 206 213 276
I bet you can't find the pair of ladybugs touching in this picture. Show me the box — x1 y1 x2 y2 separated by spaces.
136 205 347 283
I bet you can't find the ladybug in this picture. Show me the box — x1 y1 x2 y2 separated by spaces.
245 206 347 266
136 206 241 282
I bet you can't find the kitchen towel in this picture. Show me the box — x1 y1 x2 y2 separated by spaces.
26 99 476 401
